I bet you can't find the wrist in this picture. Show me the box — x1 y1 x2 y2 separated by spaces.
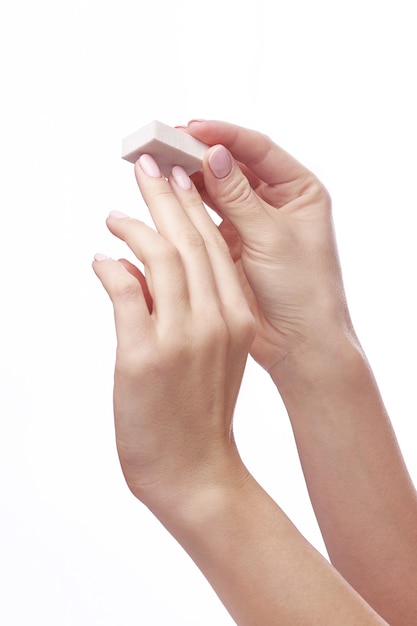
269 326 368 405
135 446 251 524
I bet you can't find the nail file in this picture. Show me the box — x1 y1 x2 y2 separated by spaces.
121 120 209 178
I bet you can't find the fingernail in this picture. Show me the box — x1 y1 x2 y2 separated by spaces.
187 119 206 125
171 165 192 190
109 210 129 219
208 145 232 179
94 253 110 261
138 154 162 178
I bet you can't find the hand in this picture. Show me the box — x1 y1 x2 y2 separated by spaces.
92 152 393 626
182 123 417 626
183 121 354 375
93 156 254 511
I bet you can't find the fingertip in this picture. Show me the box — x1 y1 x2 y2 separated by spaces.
206 145 233 179
108 210 130 220
137 154 163 178
94 253 111 262
171 165 193 190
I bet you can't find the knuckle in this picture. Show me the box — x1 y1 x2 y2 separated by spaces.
219 173 256 208
314 180 331 208
112 275 142 302
210 317 230 342
153 239 182 265
177 227 205 250
195 314 229 348
304 175 332 212
204 229 230 254
116 342 159 379
231 310 256 344
116 348 141 375
240 311 257 337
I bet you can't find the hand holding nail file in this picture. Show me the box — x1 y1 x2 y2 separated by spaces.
121 120 208 177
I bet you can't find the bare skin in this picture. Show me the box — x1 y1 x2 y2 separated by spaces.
93 153 388 625
180 119 417 625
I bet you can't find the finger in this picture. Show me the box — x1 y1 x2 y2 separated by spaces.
118 258 153 313
92 255 152 350
106 212 189 324
134 156 221 313
169 167 251 316
198 145 280 248
134 154 202 242
182 120 308 191
191 162 260 199
218 218 242 263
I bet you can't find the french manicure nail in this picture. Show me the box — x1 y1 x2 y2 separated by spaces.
208 145 232 179
109 210 129 219
94 253 110 261
187 119 206 125
138 154 162 178
172 165 192 190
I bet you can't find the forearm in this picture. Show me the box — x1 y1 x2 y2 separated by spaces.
149 459 387 626
271 330 417 624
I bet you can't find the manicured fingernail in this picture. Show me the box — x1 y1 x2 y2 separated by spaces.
109 210 129 219
138 154 162 178
94 253 110 261
187 119 206 125
208 145 232 179
171 165 192 190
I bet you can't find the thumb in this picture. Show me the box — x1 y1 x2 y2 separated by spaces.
203 145 273 244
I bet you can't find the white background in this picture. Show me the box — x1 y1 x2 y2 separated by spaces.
1 1 416 624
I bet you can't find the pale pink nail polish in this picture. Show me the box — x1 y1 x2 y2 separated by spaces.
94 253 110 261
109 210 129 219
172 165 192 190
138 154 162 178
208 145 232 179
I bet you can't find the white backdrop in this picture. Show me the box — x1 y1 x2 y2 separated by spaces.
1 1 416 624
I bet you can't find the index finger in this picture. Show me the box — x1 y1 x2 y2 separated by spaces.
181 120 308 188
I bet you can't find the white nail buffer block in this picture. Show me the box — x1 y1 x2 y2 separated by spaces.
121 120 209 178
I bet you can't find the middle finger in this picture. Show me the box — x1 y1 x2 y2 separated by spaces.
134 154 220 313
